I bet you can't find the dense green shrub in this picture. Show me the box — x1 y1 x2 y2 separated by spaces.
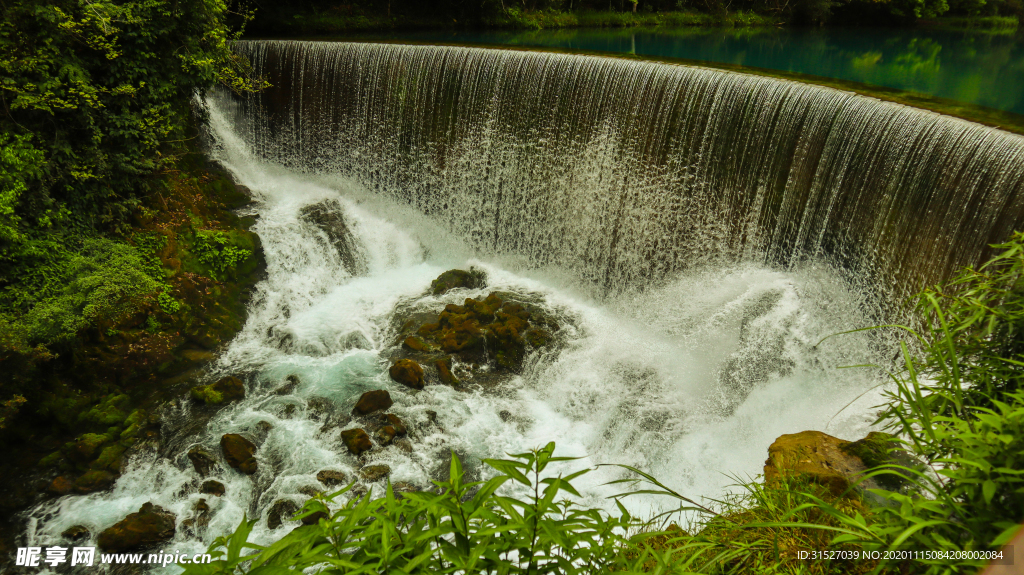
185 443 668 575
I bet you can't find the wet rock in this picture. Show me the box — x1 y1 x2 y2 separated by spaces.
352 390 393 415
188 446 218 477
764 430 896 497
200 480 226 496
181 499 212 538
389 359 424 390
97 502 176 552
382 413 407 436
301 510 329 525
316 470 349 487
253 420 274 444
75 470 116 494
340 428 372 455
402 335 434 352
434 357 460 385
62 525 90 541
267 499 299 529
359 464 391 482
63 433 108 463
48 476 75 496
393 439 413 453
430 268 485 295
220 434 258 475
499 410 513 422
307 397 334 421
300 200 364 275
190 376 246 405
297 485 322 498
376 426 397 446
275 375 300 395
91 443 127 472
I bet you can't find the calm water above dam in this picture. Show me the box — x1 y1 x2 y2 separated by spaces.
389 26 1024 115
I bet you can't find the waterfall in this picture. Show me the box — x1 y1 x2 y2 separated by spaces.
22 41 1024 567
225 40 1024 304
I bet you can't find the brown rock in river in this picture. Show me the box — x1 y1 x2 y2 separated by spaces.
434 357 460 385
188 445 218 476
389 359 424 390
383 413 407 436
359 464 391 482
220 434 258 474
316 469 349 487
340 428 372 455
352 389 393 415
97 502 176 552
200 480 226 496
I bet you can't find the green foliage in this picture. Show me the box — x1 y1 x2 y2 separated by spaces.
185 443 675 575
0 133 46 250
193 230 253 280
0 0 265 235
8 239 161 345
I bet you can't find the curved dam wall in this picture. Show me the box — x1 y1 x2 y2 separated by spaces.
223 40 1024 304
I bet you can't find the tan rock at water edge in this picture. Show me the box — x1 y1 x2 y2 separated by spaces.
97 502 176 552
352 389 393 415
389 359 424 390
435 357 460 385
220 434 258 474
340 428 372 455
763 430 887 496
383 413 407 436
188 445 218 476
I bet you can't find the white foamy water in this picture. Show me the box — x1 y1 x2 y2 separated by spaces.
21 90 895 569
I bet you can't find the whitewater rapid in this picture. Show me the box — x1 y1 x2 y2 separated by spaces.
22 92 894 570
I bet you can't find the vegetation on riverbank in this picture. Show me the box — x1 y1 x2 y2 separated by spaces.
246 0 1022 36
0 0 266 535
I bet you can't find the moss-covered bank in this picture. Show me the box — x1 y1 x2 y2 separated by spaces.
0 157 265 555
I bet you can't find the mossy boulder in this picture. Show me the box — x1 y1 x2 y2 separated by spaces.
91 443 127 472
316 469 348 487
74 470 116 494
389 359 425 390
97 502 176 552
434 357 460 385
359 464 391 482
190 376 246 405
341 428 372 455
220 433 258 474
63 433 109 463
383 413 407 436
430 268 485 295
764 430 897 497
352 389 393 415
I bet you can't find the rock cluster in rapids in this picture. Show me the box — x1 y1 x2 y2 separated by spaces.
387 268 561 391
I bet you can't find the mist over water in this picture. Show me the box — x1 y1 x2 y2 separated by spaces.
24 41 1024 569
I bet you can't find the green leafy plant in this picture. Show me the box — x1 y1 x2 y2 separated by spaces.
193 230 253 280
185 443 674 575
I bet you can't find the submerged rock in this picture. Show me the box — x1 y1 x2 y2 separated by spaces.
300 200 365 276
352 390 393 415
62 525 90 541
220 434 258 475
340 428 372 455
97 502 176 552
190 376 246 405
382 413 407 436
267 499 299 529
389 359 424 390
188 445 218 477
